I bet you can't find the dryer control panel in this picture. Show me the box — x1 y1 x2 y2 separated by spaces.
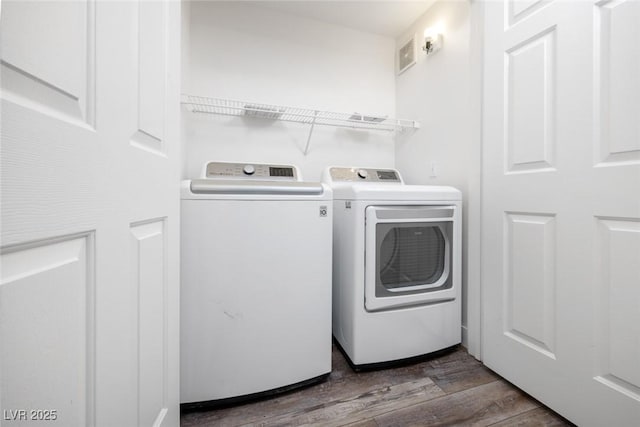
205 162 299 181
328 167 402 183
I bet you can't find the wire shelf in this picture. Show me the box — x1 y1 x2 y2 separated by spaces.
181 94 420 133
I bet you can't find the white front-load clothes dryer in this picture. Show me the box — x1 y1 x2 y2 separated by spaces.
322 167 462 370
181 162 333 409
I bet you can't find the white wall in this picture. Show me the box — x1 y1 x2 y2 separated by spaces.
395 0 480 354
183 1 397 181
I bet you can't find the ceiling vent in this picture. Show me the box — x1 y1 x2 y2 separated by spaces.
398 35 417 75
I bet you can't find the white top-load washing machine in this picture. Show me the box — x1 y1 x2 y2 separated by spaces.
322 167 462 370
181 162 333 409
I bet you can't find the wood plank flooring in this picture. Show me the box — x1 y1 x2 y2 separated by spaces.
181 344 574 426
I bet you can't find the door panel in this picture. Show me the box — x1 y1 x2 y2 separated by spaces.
482 0 640 425
1 234 94 426
595 0 640 165
594 218 640 400
1 0 95 128
504 212 556 359
365 206 459 311
0 1 180 426
505 27 555 173
131 220 168 426
507 0 551 26
132 0 166 153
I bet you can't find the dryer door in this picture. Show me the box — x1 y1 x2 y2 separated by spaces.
364 206 457 311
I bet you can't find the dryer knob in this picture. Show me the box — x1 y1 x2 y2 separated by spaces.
243 164 256 175
357 169 368 179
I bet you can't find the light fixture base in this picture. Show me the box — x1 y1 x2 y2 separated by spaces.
422 33 443 56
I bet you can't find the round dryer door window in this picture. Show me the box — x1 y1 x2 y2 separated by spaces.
379 225 446 289
375 222 452 298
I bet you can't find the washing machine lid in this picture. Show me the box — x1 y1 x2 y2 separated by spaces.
329 182 462 201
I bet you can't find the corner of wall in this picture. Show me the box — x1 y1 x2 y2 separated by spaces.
394 0 483 358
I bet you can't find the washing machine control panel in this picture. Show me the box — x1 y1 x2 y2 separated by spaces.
205 162 299 181
328 167 402 183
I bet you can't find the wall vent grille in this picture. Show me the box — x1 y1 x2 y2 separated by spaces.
398 36 417 74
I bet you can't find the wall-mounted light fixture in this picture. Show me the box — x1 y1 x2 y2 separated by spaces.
423 25 443 56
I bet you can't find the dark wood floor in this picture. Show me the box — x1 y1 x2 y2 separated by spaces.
181 344 574 426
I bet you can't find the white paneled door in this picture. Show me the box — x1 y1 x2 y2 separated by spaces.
1 1 180 426
482 0 640 425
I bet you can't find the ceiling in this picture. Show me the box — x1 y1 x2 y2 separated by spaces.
247 1 437 38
